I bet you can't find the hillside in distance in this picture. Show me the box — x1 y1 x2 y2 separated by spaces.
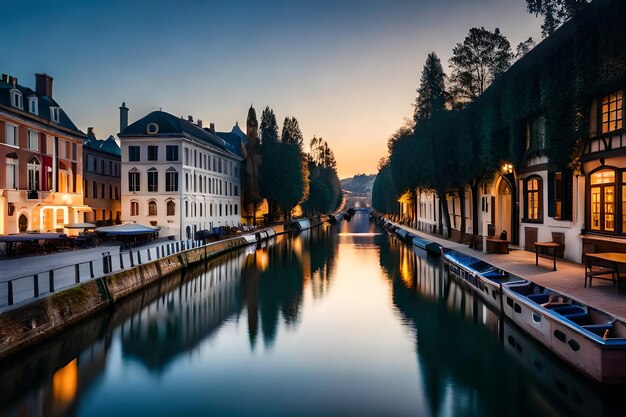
340 174 375 195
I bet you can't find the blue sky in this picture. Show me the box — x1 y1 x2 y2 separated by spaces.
2 0 542 177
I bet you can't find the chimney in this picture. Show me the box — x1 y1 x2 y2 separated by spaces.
119 102 129 132
209 122 215 133
196 119 203 128
87 127 94 137
35 73 53 97
1 74 7 83
8 76 17 87
187 115 194 123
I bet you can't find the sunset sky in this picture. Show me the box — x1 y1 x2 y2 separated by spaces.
2 0 542 178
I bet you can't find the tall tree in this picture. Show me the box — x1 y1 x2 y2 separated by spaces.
259 106 279 144
514 37 536 60
414 52 447 127
526 0 590 37
259 107 281 220
449 27 513 108
281 116 304 147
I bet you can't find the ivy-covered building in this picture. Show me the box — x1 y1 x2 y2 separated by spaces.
387 0 626 263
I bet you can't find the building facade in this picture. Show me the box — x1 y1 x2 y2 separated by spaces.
119 111 242 239
0 73 88 235
83 128 121 225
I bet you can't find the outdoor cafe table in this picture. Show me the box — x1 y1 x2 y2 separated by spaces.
535 241 564 271
584 252 626 294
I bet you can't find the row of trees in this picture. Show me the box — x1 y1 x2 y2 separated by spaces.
373 0 600 238
257 107 341 221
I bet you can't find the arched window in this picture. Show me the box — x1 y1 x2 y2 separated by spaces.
27 157 40 191
148 200 157 216
167 200 175 216
524 176 543 222
589 168 616 232
130 201 139 216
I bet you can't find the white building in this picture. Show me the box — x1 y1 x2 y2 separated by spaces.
119 111 242 239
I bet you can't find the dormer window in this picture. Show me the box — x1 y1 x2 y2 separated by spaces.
28 97 38 115
50 107 60 123
10 89 23 109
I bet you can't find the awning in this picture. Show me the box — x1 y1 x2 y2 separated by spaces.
71 205 93 212
0 233 67 242
64 222 97 229
96 223 160 235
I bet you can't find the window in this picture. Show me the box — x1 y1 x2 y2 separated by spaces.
524 176 543 221
50 107 60 123
28 97 38 115
92 181 98 198
166 145 178 161
185 148 189 165
27 157 40 191
589 169 615 232
148 169 158 192
10 90 23 109
5 124 17 146
84 180 89 198
553 172 563 220
235 204 238 215
234 185 239 196
5 157 17 189
130 201 139 216
167 200 175 216
101 183 105 199
115 186 119 200
27 130 38 151
166 168 178 192
109 184 113 199
128 170 140 192
601 91 623 134
101 160 105 174
72 143 77 161
58 139 66 159
148 201 157 216
128 146 140 161
147 145 158 161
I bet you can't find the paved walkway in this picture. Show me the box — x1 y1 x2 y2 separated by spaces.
392 221 626 322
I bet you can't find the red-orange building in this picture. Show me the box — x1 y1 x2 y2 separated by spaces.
0 73 89 234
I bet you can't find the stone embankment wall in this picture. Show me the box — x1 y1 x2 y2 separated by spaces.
0 229 278 360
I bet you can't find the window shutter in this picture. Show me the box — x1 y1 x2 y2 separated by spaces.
538 178 544 221
547 171 555 217
562 171 574 221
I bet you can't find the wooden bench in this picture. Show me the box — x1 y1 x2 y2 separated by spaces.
534 241 564 271
486 238 510 254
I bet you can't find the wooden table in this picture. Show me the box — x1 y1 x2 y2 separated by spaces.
535 241 564 271
584 252 626 294
486 238 510 254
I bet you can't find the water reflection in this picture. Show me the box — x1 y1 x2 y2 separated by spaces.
0 226 339 417
382 231 623 417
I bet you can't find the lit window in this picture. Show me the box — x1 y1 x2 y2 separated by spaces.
589 169 615 232
601 92 623 134
525 176 542 221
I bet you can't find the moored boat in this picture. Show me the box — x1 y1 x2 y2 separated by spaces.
441 248 524 312
502 280 626 384
412 236 441 257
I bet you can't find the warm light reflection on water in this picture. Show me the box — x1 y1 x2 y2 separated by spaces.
0 212 624 417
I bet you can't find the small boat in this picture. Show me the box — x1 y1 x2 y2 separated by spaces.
441 248 524 312
502 280 626 384
412 236 441 257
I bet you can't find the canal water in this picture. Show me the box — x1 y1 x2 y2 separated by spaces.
0 212 624 417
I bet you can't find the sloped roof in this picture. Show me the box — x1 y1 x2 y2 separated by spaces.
119 111 239 158
84 133 121 156
217 123 248 157
0 78 84 136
